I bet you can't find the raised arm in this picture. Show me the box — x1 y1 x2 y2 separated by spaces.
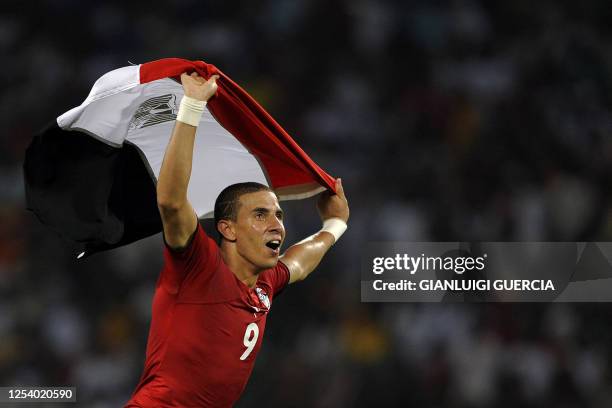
157 72 219 250
280 178 349 283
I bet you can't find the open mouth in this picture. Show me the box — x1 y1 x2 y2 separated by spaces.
265 240 281 251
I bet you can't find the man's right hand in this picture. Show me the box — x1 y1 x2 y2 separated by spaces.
181 72 219 102
317 178 350 223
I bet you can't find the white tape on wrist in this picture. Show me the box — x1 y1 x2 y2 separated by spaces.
321 218 347 243
176 95 206 127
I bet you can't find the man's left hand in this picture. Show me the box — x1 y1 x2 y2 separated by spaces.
317 178 349 223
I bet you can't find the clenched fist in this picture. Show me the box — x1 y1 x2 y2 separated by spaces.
180 72 219 102
317 178 350 223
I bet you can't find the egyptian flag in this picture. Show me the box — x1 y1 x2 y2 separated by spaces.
24 58 335 258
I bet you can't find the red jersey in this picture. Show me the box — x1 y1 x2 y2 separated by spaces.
125 224 290 407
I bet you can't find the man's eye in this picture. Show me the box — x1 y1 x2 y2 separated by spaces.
255 213 265 220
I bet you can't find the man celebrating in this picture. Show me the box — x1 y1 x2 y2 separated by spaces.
125 72 349 407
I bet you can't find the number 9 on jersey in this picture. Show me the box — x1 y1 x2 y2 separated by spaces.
240 323 259 360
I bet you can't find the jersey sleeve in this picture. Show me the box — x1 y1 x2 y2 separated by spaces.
267 260 290 297
159 223 217 294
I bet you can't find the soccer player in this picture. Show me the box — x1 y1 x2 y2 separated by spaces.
125 72 349 407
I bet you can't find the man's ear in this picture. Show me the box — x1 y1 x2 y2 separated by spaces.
217 219 237 242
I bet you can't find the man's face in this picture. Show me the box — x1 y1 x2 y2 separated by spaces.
233 190 285 271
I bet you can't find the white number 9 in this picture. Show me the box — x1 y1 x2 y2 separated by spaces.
240 322 259 361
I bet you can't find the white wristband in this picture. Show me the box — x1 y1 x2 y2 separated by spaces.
176 95 206 127
321 218 347 243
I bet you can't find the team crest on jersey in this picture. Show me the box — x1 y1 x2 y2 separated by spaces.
128 94 178 130
255 287 270 309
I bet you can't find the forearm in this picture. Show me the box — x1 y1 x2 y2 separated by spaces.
157 121 197 207
282 231 335 283
156 73 217 248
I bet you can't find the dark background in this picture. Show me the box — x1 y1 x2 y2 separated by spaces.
2 0 612 406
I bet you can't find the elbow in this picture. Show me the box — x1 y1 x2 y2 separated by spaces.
157 195 183 214
289 262 308 282
294 270 307 282
156 182 187 210
282 257 304 283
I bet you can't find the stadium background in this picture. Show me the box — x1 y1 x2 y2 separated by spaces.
2 0 612 406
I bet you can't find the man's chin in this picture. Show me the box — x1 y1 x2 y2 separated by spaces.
257 256 279 271
265 257 279 268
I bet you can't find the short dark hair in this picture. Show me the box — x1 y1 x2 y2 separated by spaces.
214 182 272 232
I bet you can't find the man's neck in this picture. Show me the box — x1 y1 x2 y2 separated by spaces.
220 245 260 288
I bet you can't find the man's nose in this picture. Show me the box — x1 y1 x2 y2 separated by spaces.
268 216 283 232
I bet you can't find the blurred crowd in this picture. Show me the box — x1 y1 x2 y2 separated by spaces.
2 0 612 406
